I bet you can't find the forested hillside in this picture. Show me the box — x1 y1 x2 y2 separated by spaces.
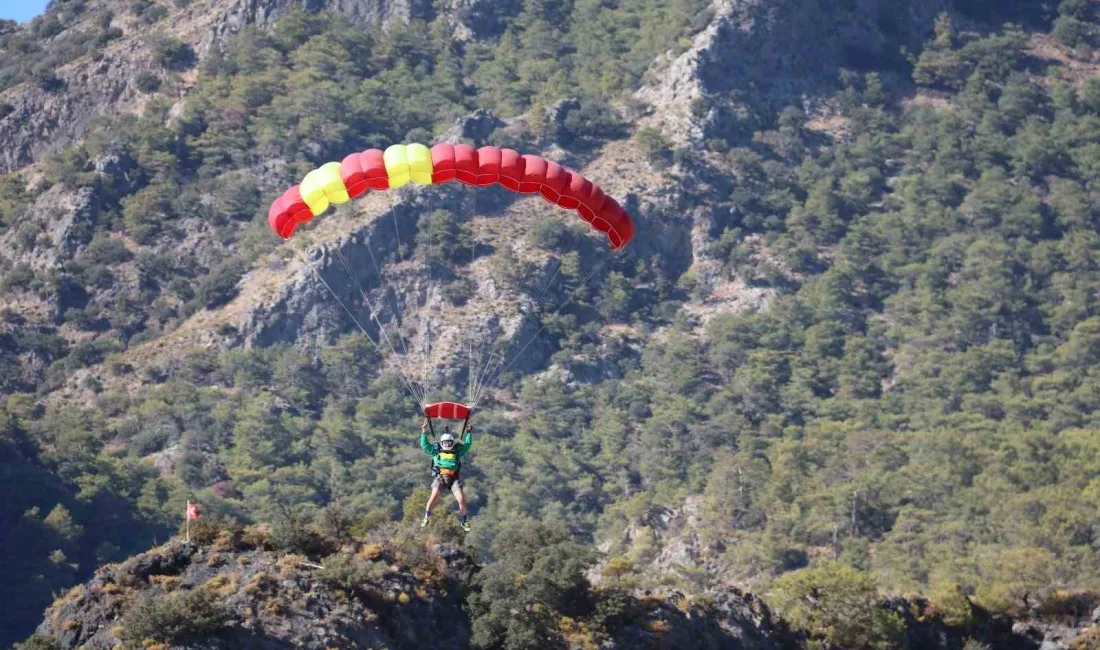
2 0 1100 648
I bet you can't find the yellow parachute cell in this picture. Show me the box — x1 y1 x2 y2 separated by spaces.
384 143 432 188
299 162 350 215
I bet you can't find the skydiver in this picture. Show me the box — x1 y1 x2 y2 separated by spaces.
420 419 473 531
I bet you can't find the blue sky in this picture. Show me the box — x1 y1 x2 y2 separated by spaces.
1 0 50 23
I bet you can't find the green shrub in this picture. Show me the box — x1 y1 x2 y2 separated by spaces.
527 218 575 251
1052 15 1094 48
415 209 473 265
0 263 35 293
86 235 134 265
32 68 64 92
148 34 195 70
442 276 473 306
120 586 228 646
636 127 672 168
135 72 161 93
64 339 122 369
929 581 975 627
769 563 885 649
17 635 62 650
193 258 246 310
468 519 594 649
317 551 386 592
140 4 168 24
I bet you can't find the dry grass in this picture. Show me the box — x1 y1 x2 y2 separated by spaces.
644 618 672 634
205 573 239 598
260 597 284 617
804 114 852 140
558 615 601 650
1070 626 1100 650
243 572 274 597
1028 34 1100 87
147 574 181 589
902 93 956 112
357 543 384 561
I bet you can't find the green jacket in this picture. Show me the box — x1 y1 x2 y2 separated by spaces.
421 431 472 472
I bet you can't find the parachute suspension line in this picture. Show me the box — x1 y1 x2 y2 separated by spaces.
471 252 614 408
464 188 479 404
467 343 499 409
470 251 567 402
534 257 564 302
467 339 476 407
359 216 416 390
321 256 423 409
297 247 425 409
426 187 434 288
390 192 406 263
380 194 421 393
423 185 437 401
383 191 428 403
470 350 501 408
332 245 424 405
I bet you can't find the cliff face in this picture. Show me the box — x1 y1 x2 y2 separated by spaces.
34 539 475 650
636 0 948 147
31 536 796 650
34 532 1100 650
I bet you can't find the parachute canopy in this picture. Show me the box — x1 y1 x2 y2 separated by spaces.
268 142 635 249
424 402 471 420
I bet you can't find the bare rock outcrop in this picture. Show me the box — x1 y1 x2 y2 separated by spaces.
34 539 474 650
31 536 799 650
637 0 949 146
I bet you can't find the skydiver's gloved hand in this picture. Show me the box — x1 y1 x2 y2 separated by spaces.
421 419 428 433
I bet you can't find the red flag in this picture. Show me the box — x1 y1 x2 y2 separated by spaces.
187 502 199 520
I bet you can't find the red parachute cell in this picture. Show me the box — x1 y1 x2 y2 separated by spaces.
431 143 457 183
576 184 608 225
475 146 502 187
499 149 524 191
518 155 548 194
268 186 312 239
454 144 478 185
604 199 634 250
360 149 389 190
558 171 593 212
589 197 622 238
540 162 571 204
340 153 370 198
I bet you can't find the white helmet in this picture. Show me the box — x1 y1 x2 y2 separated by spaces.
439 432 456 450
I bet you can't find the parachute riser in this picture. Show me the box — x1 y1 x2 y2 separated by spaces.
424 409 472 443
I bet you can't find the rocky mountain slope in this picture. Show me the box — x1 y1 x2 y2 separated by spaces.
0 0 437 173
28 530 794 650
27 524 1100 650
5 0 1100 648
0 0 954 400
